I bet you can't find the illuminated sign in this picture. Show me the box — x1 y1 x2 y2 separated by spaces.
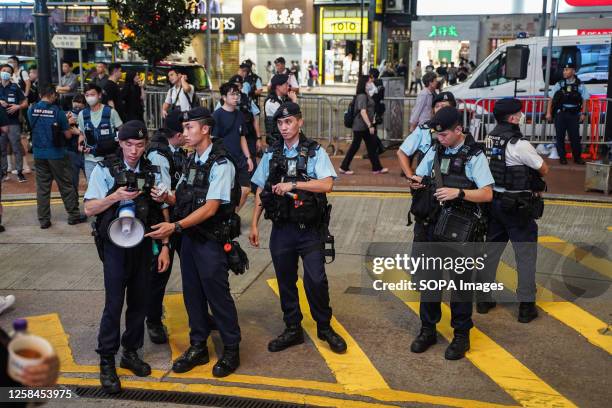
185 14 241 33
242 0 313 34
322 17 368 35
428 25 459 38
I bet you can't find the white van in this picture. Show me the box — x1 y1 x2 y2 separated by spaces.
447 34 610 102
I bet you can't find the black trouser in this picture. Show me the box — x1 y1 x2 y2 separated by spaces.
340 129 383 172
34 156 81 224
554 110 582 161
147 233 182 325
97 238 152 356
269 223 333 328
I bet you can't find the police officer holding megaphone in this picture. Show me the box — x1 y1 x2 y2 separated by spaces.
84 120 170 395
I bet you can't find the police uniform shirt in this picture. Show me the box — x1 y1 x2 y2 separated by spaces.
251 141 337 189
84 160 162 201
399 126 432 157
146 150 172 192
551 79 590 109
77 106 123 162
0 81 25 125
242 77 263 96
176 144 236 204
416 143 495 189
493 140 544 193
27 101 70 160
265 98 282 118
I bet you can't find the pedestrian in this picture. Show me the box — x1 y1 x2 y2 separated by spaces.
26 66 39 105
408 106 494 360
77 84 123 180
425 60 435 73
368 68 387 155
90 62 109 90
250 101 347 355
339 75 388 175
84 121 169 394
28 85 86 229
264 74 297 146
477 98 548 322
57 61 78 110
409 72 438 132
380 62 396 78
239 60 264 109
265 61 274 84
162 69 195 119
104 63 123 119
213 81 254 210
447 62 458 86
396 58 408 87
269 57 299 93
0 105 7 233
409 61 423 95
545 60 589 165
343 53 353 83
66 94 86 193
120 71 145 122
0 63 28 183
145 107 243 378
7 56 30 98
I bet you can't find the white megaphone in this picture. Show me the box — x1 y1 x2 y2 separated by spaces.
548 145 560 160
107 201 145 248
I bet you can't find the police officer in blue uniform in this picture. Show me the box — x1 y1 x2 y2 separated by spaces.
84 121 170 394
28 85 85 228
264 74 297 146
546 60 590 165
145 107 243 378
408 106 494 360
477 99 548 322
250 102 347 354
0 64 28 182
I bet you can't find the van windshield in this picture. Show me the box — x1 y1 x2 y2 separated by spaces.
542 44 610 85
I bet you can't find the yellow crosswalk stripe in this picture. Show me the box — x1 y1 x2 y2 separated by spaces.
267 278 390 392
538 236 612 280
495 262 612 354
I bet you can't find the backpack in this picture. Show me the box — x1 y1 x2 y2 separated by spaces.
343 96 358 129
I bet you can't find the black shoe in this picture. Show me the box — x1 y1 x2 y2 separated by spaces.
317 326 347 354
172 343 209 373
445 332 470 360
147 322 168 344
559 157 568 165
0 225 5 233
119 349 151 377
574 158 585 165
40 221 51 229
476 301 497 314
518 302 538 323
17 172 26 183
212 345 240 378
410 327 437 353
68 214 87 225
99 355 121 395
268 324 304 352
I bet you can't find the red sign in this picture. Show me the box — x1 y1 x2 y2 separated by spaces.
577 29 612 35
566 0 612 5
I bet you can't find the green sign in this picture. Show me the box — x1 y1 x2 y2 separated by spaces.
428 25 458 38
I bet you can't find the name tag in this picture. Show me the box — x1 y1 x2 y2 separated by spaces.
566 86 572 92
7 97 15 103
440 158 451 175
100 129 110 135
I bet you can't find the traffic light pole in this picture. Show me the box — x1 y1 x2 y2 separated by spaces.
33 0 52 88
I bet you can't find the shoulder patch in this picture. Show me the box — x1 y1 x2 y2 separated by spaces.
215 157 228 165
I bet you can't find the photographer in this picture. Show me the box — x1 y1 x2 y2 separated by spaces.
28 85 86 229
66 94 86 193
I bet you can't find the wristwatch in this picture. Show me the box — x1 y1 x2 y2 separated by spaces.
174 222 183 233
292 180 298 190
458 189 465 199
160 242 170 249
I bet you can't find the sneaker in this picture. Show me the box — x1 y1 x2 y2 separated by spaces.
338 168 354 175
22 167 32 174
372 168 389 175
2 173 9 182
0 295 16 315
10 169 17 175
17 173 26 183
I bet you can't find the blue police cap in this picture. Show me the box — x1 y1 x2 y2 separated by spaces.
118 120 147 141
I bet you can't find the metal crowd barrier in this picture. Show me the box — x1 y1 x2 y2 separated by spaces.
143 90 215 130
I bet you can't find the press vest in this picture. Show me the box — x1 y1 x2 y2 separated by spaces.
30 101 65 160
83 105 116 157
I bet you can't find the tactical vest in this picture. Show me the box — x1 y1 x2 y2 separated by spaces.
238 92 254 123
260 136 328 227
264 94 285 145
95 154 163 242
552 78 583 113
174 140 242 242
83 105 117 157
410 123 433 171
486 123 542 191
30 102 63 151
434 141 480 191
147 136 187 190
0 82 21 115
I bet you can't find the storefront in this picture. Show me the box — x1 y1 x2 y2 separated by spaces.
384 13 411 70
410 19 480 68
481 16 539 56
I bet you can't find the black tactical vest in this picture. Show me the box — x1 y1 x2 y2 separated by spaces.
147 136 187 190
264 94 285 145
434 140 480 192
260 136 328 226
552 78 583 113
174 140 242 241
486 123 533 191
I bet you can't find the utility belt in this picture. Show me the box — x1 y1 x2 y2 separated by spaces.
432 202 487 243
558 106 581 114
494 191 544 221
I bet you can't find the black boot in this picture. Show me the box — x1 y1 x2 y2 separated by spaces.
560 157 568 165
268 324 304 352
147 321 168 344
212 345 240 378
317 326 347 354
99 355 121 394
445 332 470 360
518 302 538 323
476 301 497 314
410 327 437 353
120 349 151 377
172 343 209 373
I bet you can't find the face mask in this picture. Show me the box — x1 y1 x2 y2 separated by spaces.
518 112 526 125
366 82 377 96
0 72 11 81
85 96 98 106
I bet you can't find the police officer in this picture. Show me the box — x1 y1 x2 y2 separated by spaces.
477 98 548 322
239 60 264 108
250 102 347 354
408 106 494 360
84 121 170 394
264 74 297 146
145 107 242 378
28 85 85 229
0 63 28 182
398 91 456 238
545 60 589 165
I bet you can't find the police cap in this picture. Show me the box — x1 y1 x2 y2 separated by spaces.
271 74 289 87
562 61 576 69
118 120 148 141
181 106 213 123
163 109 183 134
493 98 522 118
432 91 456 108
273 102 301 121
430 106 462 132
229 74 243 84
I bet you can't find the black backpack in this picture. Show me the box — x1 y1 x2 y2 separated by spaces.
344 96 358 128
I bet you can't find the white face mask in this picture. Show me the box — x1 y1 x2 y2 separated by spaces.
85 95 99 106
518 112 526 125
0 72 11 81
366 82 377 96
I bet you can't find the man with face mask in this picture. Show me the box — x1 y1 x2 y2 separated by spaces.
28 85 86 228
476 98 549 323
0 64 28 182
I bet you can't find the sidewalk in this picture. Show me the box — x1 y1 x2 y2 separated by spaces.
1 150 610 202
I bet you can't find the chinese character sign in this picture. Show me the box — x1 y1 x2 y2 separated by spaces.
243 0 313 34
428 25 459 38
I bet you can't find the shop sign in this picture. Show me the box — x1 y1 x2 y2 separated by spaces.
428 25 458 38
322 17 368 35
388 28 410 42
242 0 313 34
185 14 241 33
578 29 612 35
